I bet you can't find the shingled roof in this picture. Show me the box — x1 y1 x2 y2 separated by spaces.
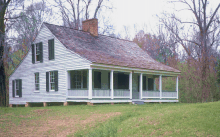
44 22 180 73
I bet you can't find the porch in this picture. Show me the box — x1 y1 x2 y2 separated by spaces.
66 69 179 102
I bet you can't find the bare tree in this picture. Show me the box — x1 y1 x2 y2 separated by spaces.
160 0 220 102
53 0 113 33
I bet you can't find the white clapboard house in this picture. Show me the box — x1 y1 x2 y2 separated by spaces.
9 18 181 106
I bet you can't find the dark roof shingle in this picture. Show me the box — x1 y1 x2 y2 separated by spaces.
44 23 180 73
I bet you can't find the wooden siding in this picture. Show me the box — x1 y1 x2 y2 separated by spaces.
9 24 91 104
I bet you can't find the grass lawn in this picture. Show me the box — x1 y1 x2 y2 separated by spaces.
0 101 220 137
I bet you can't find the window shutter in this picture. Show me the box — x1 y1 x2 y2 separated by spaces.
12 80 15 97
54 71 58 91
19 79 22 97
48 40 51 60
32 44 35 64
39 42 43 63
46 72 49 92
83 70 87 88
48 39 54 60
51 39 54 60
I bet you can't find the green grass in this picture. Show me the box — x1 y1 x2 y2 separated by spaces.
1 102 220 137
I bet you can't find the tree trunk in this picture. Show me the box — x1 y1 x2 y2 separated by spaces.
0 2 7 106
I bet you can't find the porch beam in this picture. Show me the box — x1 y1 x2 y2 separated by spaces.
159 75 162 99
110 70 114 99
129 72 132 99
139 73 143 99
176 76 179 99
89 68 92 99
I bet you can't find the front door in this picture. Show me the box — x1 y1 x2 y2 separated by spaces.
132 74 139 99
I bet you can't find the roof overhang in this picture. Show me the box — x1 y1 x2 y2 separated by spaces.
91 63 181 77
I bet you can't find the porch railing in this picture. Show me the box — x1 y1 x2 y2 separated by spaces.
142 90 177 98
114 89 130 98
67 89 88 98
93 89 111 98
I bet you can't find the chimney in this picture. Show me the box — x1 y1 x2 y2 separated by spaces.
82 18 98 36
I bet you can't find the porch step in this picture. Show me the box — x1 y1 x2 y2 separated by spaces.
132 101 145 105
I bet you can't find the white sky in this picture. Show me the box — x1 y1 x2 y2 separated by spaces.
109 0 220 39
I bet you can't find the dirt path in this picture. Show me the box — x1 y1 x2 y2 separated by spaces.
0 109 121 137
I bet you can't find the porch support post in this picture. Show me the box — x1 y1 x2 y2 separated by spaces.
89 68 92 99
139 73 143 99
176 76 179 99
159 75 162 99
110 70 114 99
129 71 132 99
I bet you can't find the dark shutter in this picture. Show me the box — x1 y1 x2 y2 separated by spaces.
48 40 51 60
94 71 101 89
54 71 58 91
32 44 35 64
108 72 110 89
39 42 43 63
48 39 54 60
19 79 22 97
83 70 87 88
143 76 146 90
148 78 154 90
46 72 49 92
51 39 54 60
12 80 15 97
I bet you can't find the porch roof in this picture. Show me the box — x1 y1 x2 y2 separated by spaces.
44 23 180 73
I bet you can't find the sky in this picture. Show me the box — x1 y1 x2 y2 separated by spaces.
108 0 220 39
23 0 220 39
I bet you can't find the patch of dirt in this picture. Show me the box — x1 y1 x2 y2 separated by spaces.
1 111 121 137
32 109 52 116
163 131 172 136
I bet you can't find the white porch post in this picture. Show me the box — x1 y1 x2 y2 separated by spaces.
129 72 132 99
176 76 179 99
159 75 162 99
110 70 114 99
89 68 92 99
139 73 143 99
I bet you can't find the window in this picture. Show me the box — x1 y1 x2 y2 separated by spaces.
114 73 129 89
148 78 154 90
36 44 40 62
35 73 40 91
48 39 54 60
50 71 55 90
12 79 22 97
32 42 43 64
15 80 19 97
70 70 87 89
46 71 58 92
94 71 101 89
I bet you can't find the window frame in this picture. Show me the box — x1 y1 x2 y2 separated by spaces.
35 73 40 92
50 71 55 91
15 80 19 97
35 44 40 62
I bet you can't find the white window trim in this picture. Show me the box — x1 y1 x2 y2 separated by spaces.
49 71 55 91
34 73 40 92
15 80 19 97
35 44 40 63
